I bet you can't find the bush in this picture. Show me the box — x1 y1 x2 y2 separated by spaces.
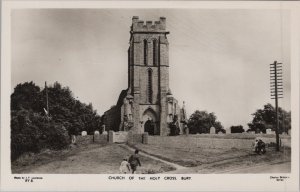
11 109 69 161
10 81 102 161
188 110 224 134
230 125 245 133
38 123 69 150
248 104 291 134
217 128 226 134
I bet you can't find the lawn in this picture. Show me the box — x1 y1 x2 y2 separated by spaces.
12 143 175 174
184 133 291 140
130 142 291 171
11 135 291 174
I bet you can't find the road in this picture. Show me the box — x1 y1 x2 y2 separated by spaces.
220 161 291 174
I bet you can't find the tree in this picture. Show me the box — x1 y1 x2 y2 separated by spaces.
214 121 225 133
230 125 245 133
11 109 69 160
248 103 291 134
187 110 224 134
11 81 42 111
42 82 101 134
11 81 102 160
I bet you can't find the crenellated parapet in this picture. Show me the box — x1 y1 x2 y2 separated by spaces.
103 16 179 136
131 16 168 33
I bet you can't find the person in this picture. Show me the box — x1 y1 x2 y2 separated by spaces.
254 139 259 153
128 149 141 174
258 139 266 154
119 158 131 174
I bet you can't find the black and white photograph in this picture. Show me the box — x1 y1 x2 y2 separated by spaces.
1 1 299 191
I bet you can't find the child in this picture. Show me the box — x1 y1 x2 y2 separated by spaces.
119 158 131 174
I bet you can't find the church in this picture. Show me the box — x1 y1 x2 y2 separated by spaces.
102 16 187 136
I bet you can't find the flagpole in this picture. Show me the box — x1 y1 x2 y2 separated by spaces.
45 81 49 118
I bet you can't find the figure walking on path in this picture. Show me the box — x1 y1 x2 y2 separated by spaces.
119 158 131 174
128 149 141 174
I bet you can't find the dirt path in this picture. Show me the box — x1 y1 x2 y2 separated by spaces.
122 144 291 174
218 161 291 174
119 144 187 172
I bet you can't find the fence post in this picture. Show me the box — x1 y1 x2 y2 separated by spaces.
127 131 133 144
109 131 114 143
142 132 149 144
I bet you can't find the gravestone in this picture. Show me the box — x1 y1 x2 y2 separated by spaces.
94 131 100 135
271 131 276 135
288 129 291 135
102 131 108 135
185 125 189 135
266 129 272 134
210 127 216 134
81 131 87 136
102 125 108 135
218 131 224 135
227 128 231 134
281 132 287 136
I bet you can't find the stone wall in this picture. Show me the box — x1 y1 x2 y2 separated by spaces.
147 135 291 149
106 131 146 144
103 106 120 132
127 132 143 144
109 131 128 143
139 67 159 104
102 90 127 132
76 135 108 145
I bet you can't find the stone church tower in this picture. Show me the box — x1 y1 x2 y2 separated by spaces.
103 16 184 136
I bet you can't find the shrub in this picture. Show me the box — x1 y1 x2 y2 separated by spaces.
188 110 223 134
11 109 69 161
11 81 102 161
230 125 245 133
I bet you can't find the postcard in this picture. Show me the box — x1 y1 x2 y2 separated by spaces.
1 1 299 191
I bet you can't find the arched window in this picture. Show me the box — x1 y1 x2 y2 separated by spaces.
144 39 148 65
147 69 153 103
153 39 157 66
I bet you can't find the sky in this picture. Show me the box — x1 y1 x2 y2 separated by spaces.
11 9 291 130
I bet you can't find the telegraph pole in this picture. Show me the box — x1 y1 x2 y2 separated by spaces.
45 81 49 119
270 61 283 151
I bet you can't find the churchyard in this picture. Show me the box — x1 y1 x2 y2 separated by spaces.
129 135 291 173
12 133 291 174
12 141 175 174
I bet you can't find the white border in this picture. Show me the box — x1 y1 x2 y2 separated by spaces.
1 1 299 191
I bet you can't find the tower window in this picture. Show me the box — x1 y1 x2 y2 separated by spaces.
148 69 153 103
153 39 157 66
144 39 148 65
